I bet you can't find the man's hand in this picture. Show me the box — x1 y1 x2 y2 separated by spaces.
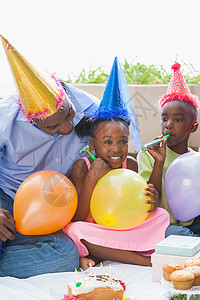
0 208 16 241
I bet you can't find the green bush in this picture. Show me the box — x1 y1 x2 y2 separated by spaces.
170 294 200 300
63 60 200 85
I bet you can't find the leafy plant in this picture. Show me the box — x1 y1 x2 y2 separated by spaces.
170 295 187 300
180 61 200 84
170 294 200 300
63 59 200 85
122 59 171 84
64 66 109 84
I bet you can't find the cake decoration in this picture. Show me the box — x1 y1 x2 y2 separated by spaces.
61 296 86 300
62 264 126 300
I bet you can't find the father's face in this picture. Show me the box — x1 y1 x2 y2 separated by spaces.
34 97 76 135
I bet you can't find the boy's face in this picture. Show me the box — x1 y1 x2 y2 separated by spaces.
34 97 76 135
89 120 129 169
161 100 196 151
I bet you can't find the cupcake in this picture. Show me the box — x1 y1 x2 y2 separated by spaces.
162 263 183 281
185 266 200 286
184 258 200 268
170 270 194 290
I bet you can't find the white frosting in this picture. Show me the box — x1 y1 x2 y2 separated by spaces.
69 274 123 295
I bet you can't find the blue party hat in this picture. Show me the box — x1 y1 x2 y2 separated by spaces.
92 57 142 151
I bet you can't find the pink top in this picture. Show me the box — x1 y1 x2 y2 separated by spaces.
63 157 170 257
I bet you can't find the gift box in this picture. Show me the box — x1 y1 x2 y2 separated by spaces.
155 235 200 256
151 235 200 282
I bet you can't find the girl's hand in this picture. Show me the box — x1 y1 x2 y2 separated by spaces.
147 136 167 164
89 158 111 182
144 183 159 213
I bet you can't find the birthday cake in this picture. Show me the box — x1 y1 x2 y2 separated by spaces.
66 273 125 300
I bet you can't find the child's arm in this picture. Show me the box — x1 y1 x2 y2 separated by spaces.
127 155 138 172
146 137 167 197
144 183 159 212
71 158 111 221
127 156 159 212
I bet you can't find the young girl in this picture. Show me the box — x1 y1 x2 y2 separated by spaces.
63 57 170 270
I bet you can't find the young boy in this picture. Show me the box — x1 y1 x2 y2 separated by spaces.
137 62 200 237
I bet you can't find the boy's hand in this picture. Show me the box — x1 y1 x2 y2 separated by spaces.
147 136 167 164
0 208 16 241
89 158 111 181
144 183 159 213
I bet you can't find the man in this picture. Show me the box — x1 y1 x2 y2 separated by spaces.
0 35 99 278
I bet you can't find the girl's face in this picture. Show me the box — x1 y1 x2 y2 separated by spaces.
89 120 129 169
161 100 196 152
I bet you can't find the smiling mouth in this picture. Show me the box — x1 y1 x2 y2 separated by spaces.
110 156 121 160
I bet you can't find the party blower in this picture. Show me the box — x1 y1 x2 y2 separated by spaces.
142 134 170 151
80 145 96 160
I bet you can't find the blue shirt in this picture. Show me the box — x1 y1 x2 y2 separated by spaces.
0 83 99 199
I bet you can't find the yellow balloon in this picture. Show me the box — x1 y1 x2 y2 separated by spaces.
90 169 151 229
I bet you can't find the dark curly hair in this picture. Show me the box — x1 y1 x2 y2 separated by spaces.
75 116 130 138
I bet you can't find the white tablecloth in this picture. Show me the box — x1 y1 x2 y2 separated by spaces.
0 261 172 300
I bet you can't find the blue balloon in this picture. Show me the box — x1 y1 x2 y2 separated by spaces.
164 152 200 222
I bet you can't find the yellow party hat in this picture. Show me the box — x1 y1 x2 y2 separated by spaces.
0 35 65 120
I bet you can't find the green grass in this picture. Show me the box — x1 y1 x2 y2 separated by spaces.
63 59 200 85
170 295 200 300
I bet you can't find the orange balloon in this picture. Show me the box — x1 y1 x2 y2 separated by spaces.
14 171 77 235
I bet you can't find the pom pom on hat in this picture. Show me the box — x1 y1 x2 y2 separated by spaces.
171 62 181 71
159 62 200 110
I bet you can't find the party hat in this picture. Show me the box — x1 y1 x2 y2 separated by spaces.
92 57 142 151
0 35 66 120
159 62 200 110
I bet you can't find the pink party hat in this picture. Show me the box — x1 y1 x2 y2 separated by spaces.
159 62 200 110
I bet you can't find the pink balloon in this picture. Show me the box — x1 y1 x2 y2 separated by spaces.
164 152 200 222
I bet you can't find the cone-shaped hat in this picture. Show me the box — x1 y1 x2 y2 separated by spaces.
0 35 65 120
91 57 142 151
159 62 200 110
